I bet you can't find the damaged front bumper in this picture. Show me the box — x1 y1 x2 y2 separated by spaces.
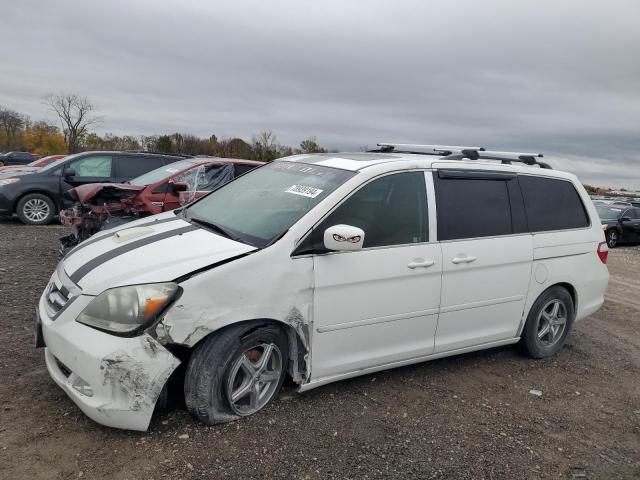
38 284 180 431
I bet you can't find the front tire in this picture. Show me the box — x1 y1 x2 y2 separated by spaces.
16 193 55 225
520 286 575 359
606 229 619 248
184 323 288 426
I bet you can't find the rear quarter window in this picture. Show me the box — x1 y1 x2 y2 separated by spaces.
519 176 589 231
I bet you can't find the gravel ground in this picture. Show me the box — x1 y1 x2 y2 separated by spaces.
0 219 639 479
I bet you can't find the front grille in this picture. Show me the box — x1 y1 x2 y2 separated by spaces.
46 281 70 315
44 264 80 319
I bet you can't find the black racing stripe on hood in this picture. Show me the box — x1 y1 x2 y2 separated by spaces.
66 215 183 257
69 224 199 284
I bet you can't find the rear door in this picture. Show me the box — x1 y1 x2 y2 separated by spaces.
434 169 533 353
114 155 166 182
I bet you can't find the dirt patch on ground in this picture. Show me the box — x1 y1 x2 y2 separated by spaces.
1 219 639 479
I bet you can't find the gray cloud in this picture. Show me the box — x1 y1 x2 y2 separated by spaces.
1 0 639 188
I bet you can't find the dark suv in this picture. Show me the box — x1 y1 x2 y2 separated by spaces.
597 204 640 248
0 151 187 225
0 151 34 166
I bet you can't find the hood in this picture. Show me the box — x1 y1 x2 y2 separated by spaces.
69 182 145 204
0 168 40 179
62 213 257 294
0 166 39 174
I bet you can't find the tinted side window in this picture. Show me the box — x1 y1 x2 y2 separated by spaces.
316 172 428 249
519 176 589 231
234 164 257 176
435 175 514 240
624 208 640 219
118 156 165 179
70 155 113 178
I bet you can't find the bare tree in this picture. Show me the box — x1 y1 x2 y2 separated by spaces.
252 129 278 162
0 106 26 149
42 93 101 153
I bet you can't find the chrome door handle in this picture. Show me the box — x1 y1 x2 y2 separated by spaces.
451 255 477 264
407 259 435 269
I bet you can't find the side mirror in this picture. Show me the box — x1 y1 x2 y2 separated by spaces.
323 224 365 251
620 216 631 222
63 168 76 178
170 181 188 192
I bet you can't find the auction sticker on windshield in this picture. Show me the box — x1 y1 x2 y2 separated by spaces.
285 185 324 198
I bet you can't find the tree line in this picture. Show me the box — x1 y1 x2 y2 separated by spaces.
1 92 330 162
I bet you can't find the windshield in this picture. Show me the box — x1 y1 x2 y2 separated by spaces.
186 161 354 247
39 152 84 173
129 160 196 186
596 205 622 219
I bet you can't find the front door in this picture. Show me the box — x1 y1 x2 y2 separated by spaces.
310 171 442 379
60 154 115 207
621 208 640 242
433 170 533 353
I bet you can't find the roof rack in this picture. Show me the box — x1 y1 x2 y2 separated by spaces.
123 150 191 158
373 143 486 156
370 143 551 169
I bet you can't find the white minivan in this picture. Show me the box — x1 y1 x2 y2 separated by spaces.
36 144 610 431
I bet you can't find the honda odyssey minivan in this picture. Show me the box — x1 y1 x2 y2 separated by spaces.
36 144 609 431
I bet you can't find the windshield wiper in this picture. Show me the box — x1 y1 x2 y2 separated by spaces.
189 216 238 241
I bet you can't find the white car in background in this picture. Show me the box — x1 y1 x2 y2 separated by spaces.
36 143 609 430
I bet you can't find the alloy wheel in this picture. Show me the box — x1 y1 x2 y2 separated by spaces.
226 343 283 416
23 198 50 223
536 299 567 347
607 230 617 248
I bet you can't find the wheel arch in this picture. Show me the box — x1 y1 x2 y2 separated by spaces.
171 318 309 385
519 282 577 337
14 189 58 214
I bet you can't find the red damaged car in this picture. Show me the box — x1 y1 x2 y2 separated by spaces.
59 157 263 249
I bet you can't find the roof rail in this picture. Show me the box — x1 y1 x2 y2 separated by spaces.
123 150 191 158
446 149 551 169
373 143 486 156
370 142 551 169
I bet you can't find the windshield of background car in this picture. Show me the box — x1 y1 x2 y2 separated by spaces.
596 205 622 219
129 160 196 186
39 153 84 173
186 161 354 247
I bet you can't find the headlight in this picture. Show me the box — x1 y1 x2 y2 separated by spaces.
0 177 19 185
76 283 180 334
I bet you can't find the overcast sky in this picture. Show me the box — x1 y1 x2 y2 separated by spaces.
1 0 639 188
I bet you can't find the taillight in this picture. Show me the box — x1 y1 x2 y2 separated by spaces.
597 241 608 264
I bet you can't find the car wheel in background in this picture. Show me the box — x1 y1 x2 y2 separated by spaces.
184 322 289 426
16 193 55 225
519 286 575 359
606 230 618 248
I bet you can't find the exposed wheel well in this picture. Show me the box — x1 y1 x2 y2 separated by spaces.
168 319 308 385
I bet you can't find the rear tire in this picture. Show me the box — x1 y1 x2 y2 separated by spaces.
519 286 575 359
184 322 288 426
16 193 55 225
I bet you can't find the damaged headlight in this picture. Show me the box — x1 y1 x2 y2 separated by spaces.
76 283 180 335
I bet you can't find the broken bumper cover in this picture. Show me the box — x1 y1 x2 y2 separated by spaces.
38 292 180 431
